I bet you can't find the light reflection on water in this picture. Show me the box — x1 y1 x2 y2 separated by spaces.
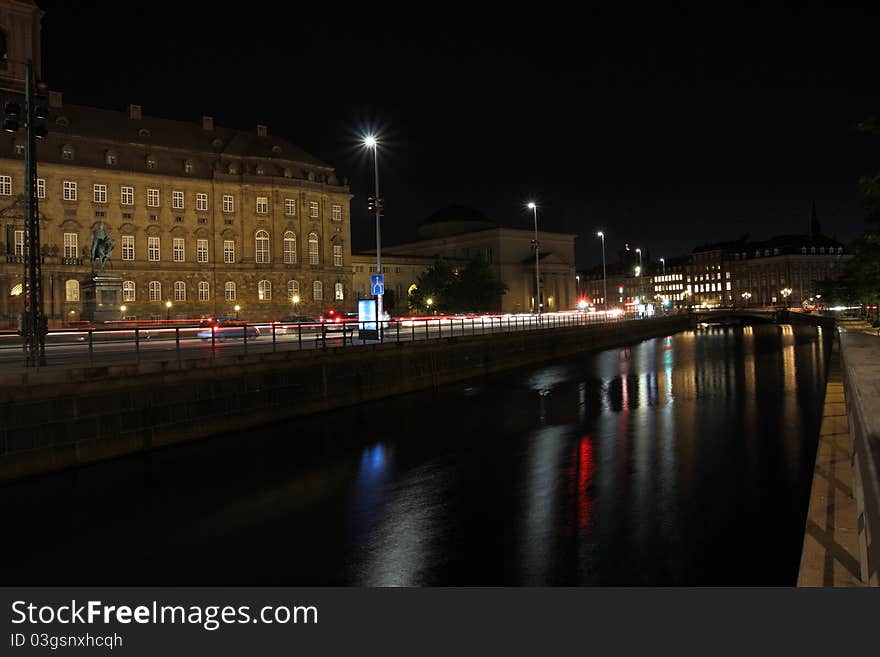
0 323 831 586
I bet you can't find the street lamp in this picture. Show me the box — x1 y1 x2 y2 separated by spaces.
119 305 127 315
364 135 384 338
780 287 792 308
660 257 665 274
575 274 580 301
165 300 173 320
292 294 300 316
527 202 541 316
741 291 752 306
597 231 607 311
426 297 434 314
234 304 241 319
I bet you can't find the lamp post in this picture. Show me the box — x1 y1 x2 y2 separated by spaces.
165 300 172 320
292 294 300 316
575 274 580 301
364 135 384 338
741 291 752 307
660 257 665 274
234 304 241 319
3 60 48 366
780 287 792 308
527 202 541 316
635 248 643 303
597 231 607 311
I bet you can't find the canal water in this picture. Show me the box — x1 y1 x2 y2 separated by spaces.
0 323 830 585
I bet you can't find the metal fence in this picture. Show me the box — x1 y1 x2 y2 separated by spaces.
0 311 657 369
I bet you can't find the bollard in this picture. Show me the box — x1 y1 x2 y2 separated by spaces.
175 327 181 363
135 328 140 363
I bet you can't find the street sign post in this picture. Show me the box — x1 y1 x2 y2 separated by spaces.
371 274 385 296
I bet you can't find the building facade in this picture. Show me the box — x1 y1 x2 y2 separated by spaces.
353 206 578 314
0 1 352 325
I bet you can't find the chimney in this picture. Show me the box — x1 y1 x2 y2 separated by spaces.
256 124 268 137
48 90 63 108
129 104 142 120
202 116 214 131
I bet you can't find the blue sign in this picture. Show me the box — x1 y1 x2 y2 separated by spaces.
371 274 385 296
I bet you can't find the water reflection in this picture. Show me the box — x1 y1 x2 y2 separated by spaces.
0 323 831 586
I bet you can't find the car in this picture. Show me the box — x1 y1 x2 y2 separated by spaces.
196 317 260 340
318 309 349 332
271 315 319 335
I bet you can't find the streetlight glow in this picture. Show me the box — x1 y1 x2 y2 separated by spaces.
597 230 607 311
364 135 377 148
527 202 536 209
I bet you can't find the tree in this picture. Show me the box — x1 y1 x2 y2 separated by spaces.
408 257 508 313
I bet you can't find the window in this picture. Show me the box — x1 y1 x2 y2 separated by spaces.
37 178 45 199
121 185 134 205
222 195 234 213
147 188 160 207
172 190 184 209
309 201 319 218
63 232 78 259
106 151 118 166
174 281 186 301
62 144 75 160
256 196 268 214
122 280 136 302
283 232 296 264
255 230 270 263
93 184 107 203
184 160 194 174
335 282 344 301
196 193 208 211
197 238 208 263
146 155 158 169
14 143 24 155
14 229 23 256
148 236 160 261
122 235 134 261
287 280 299 301
284 198 296 215
258 280 272 301
65 279 79 302
62 180 77 201
223 240 235 263
198 281 210 301
148 281 162 301
331 204 342 221
313 280 323 301
308 232 319 264
173 237 185 262
0 175 11 196
224 281 236 301
333 244 343 267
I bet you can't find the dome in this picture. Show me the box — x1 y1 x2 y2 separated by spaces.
417 205 496 239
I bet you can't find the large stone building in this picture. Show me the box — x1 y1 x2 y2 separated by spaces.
0 1 352 326
352 205 578 314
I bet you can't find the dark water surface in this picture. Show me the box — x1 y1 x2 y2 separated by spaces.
0 323 831 585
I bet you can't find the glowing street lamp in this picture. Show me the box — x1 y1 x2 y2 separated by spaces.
780 287 792 308
364 135 384 338
527 202 541 315
165 300 172 320
597 231 607 311
234 304 241 319
659 257 665 274
426 297 434 314
741 291 752 306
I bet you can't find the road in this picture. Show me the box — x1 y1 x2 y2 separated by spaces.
0 312 642 370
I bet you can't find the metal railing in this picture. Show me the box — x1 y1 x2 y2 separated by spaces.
0 311 666 370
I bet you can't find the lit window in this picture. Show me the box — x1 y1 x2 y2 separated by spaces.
331 204 342 221
106 151 118 166
173 237 185 262
184 160 194 174
148 281 162 301
13 229 23 256
172 190 184 210
65 279 79 301
63 232 78 259
256 196 268 214
147 188 160 207
333 244 343 267
283 232 296 264
309 201 319 218
146 155 158 169
255 230 270 263
198 281 210 301
222 195 234 213
308 232 319 264
258 280 272 301
0 175 11 196
93 184 107 203
61 144 75 160
224 281 236 301
196 193 208 211
121 185 134 205
62 180 77 201
122 235 134 261
284 198 296 215
313 280 323 301
122 281 135 302
174 281 186 301
287 280 299 301
223 240 235 263
197 238 208 263
148 236 161 261
37 178 45 199
334 282 344 300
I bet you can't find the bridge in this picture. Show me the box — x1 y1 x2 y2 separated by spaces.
691 306 830 325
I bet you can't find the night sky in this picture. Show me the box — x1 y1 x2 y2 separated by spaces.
36 2 878 269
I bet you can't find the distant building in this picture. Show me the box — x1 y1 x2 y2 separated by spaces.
353 205 578 313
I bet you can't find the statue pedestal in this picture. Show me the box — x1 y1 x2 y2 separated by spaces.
81 274 123 324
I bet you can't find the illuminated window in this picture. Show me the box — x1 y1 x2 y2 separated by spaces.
313 280 323 301
335 282 344 300
147 188 160 207
121 185 134 205
13 229 23 256
198 281 210 301
93 184 107 203
308 232 319 264
148 281 161 301
255 230 270 263
173 237 185 262
256 197 268 214
197 239 208 263
258 280 272 301
63 232 78 259
283 232 296 264
62 180 77 201
287 279 299 301
174 281 186 301
122 280 135 302
284 198 296 215
37 178 45 199
225 281 236 301
172 190 184 210
309 201 319 218
331 204 342 221
148 236 160 261
0 175 11 195
196 193 208 211
223 240 235 263
65 279 79 301
333 244 343 267
223 195 234 213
